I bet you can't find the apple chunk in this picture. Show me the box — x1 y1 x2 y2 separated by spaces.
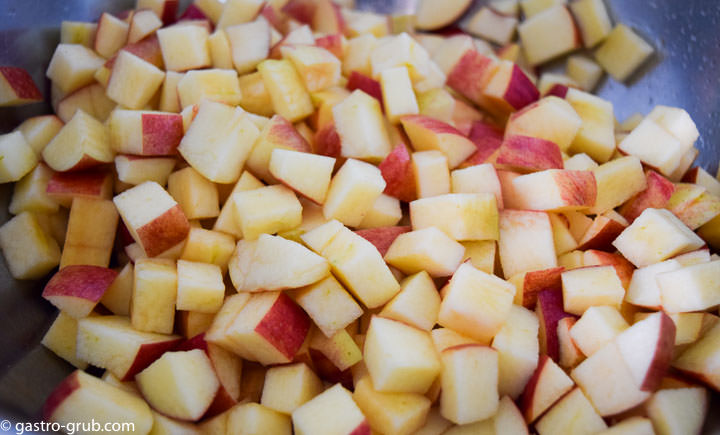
229 234 330 293
0 66 42 106
42 110 113 172
415 0 473 31
108 109 183 156
292 384 370 435
0 211 61 280
0 131 38 184
136 349 220 421
520 355 574 424
43 370 153 434
384 227 466 277
42 266 118 318
269 149 335 204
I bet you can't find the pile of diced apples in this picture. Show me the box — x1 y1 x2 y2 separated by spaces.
0 0 719 433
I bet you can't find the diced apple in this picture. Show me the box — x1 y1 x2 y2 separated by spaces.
352 375 430 435
483 61 540 117
156 23 210 71
566 55 604 91
0 66 42 106
411 193 499 242
293 275 363 338
0 212 61 279
41 311 89 369
43 370 153 433
569 0 612 48
224 19 271 74
333 90 392 162
510 169 596 212
291 383 370 435
498 210 557 278
269 149 335 205
100 262 133 316
535 388 607 434
575 212 627 251
401 115 477 169
282 45 341 93
109 109 184 156
378 66 419 124
561 266 624 315
60 21 97 47
258 59 314 123
657 260 720 313
261 362 323 415
645 387 708 435
505 96 582 152
136 349 219 421
590 156 647 214
46 44 104 96
106 51 165 109
520 355 574 423
557 317 584 370
384 227 465 277
569 305 628 357
412 151 450 198
438 262 515 343
619 170 675 223
465 7 518 45
17 115 64 155
595 24 654 82
322 158 385 227
518 5 581 66
492 305 540 399
42 265 117 318
673 322 720 391
176 69 242 108
364 316 440 394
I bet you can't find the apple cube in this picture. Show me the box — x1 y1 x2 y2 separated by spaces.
520 355 574 423
364 316 440 394
60 21 97 47
270 149 335 204
282 45 341 93
561 266 624 315
563 152 598 171
224 19 271 74
246 114 311 183
168 167 219 220
176 260 225 313
565 89 615 163
291 383 370 435
213 172 265 238
293 275 363 338
498 210 557 278
0 66 42 106
43 370 153 433
127 9 162 44
131 258 177 334
451 163 503 209
157 23 210 71
595 24 654 81
666 184 720 230
569 306 628 357
114 181 190 257
494 135 564 173
401 115 476 169
590 156 647 214
619 117 696 178
438 262 515 343
76 315 181 380
491 305 540 399
115 155 176 186
518 5 581 66
41 312 89 369
570 342 651 416
232 185 302 240
509 266 564 308
309 328 362 371
178 100 260 183
505 96 582 152
412 150 451 199
311 224 401 308
42 265 118 318
510 169 597 212
95 13 129 58
258 59 314 123
260 363 323 415
323 159 385 227
482 61 540 117
645 387 708 435
136 349 220 421
657 260 720 313
569 0 612 47
378 66 419 124
445 47 496 108
356 194 402 229
16 114 64 154
612 208 705 268
0 132 39 185
208 30 233 69
237 71 274 117
410 193 499 242
557 317 584 370
46 44 104 94
353 376 431 435
575 212 627 251
440 344 498 425
466 7 518 45
384 227 465 277
224 291 311 365
0 211 61 279
229 233 329 292
535 387 607 434
106 51 165 109
100 262 133 316
417 88 455 124
60 197 118 268
673 322 720 390
176 69 242 108
379 271 440 332
109 109 184 156
204 293 251 350
42 110 114 172
179 227 235 272
566 55 604 91
354 225 410 258
333 90 392 162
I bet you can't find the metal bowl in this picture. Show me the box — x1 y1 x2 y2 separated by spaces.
0 0 718 432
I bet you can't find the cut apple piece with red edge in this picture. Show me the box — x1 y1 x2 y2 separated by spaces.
0 66 43 107
42 265 118 319
415 0 473 31
520 354 574 423
42 110 114 172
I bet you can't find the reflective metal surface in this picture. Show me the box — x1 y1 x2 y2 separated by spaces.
0 0 719 431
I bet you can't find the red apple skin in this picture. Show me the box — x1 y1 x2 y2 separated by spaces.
122 338 183 381
46 170 111 197
261 4 285 31
42 371 81 421
203 386 237 419
178 3 208 21
308 348 354 390
402 114 465 136
536 289 574 362
0 67 42 101
576 217 626 251
316 34 344 59
545 84 570 99
638 312 676 391
619 170 676 223
503 65 540 110
255 293 312 361
159 0 179 25
447 50 495 104
141 113 183 155
135 204 191 257
520 267 564 309
349 421 372 435
105 35 163 70
461 121 504 167
583 250 635 289
496 135 563 171
519 354 552 420
378 143 416 202
115 220 136 250
355 226 412 257
314 123 342 158
282 0 316 24
346 72 384 111
268 115 312 153
175 333 209 352
43 265 118 302
556 171 597 208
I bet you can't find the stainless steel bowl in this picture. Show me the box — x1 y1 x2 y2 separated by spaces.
0 0 719 432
